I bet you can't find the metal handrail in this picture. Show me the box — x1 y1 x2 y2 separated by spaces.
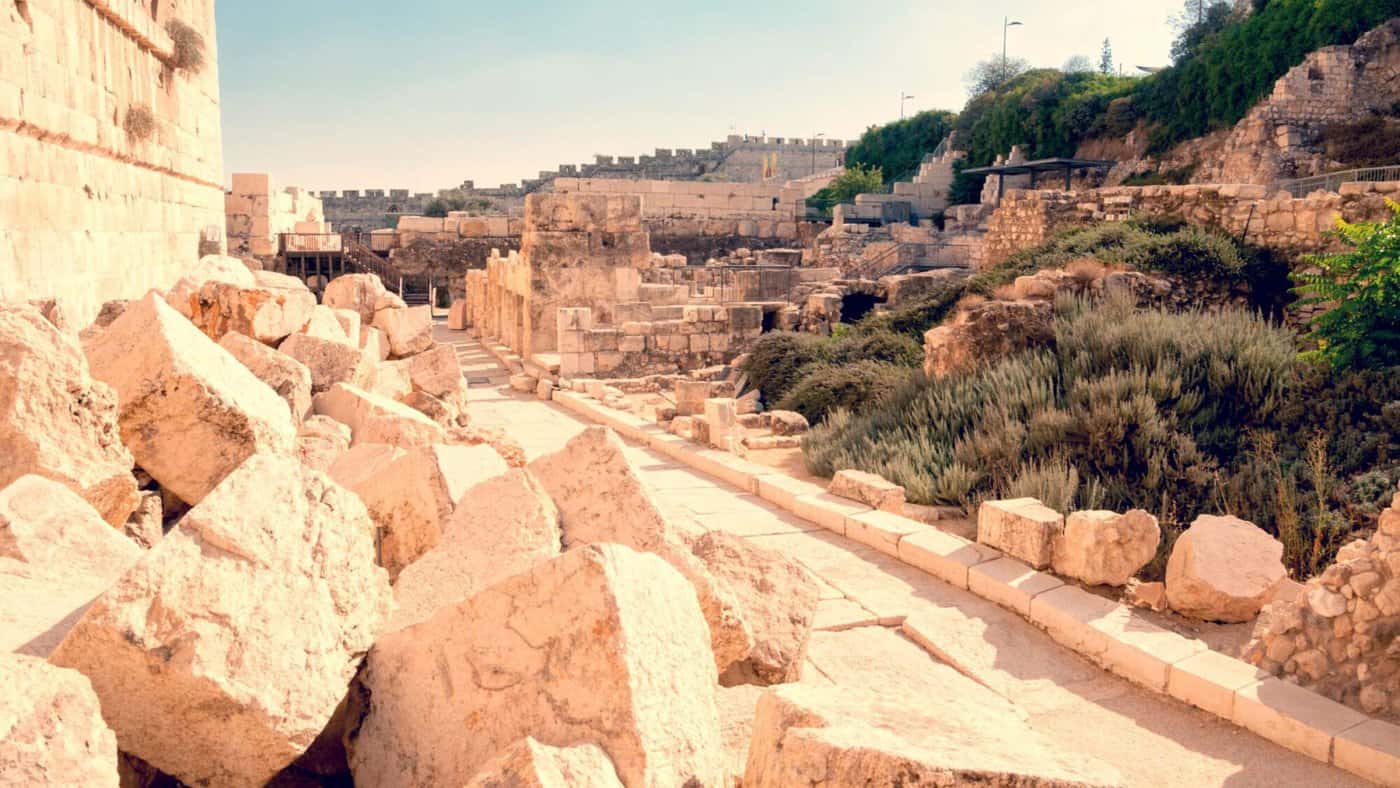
1275 165 1400 198
848 240 973 280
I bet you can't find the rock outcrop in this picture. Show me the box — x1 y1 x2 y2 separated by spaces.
0 303 138 526
84 293 296 506
50 454 392 787
923 299 1054 379
1166 514 1286 622
0 476 141 656
527 427 754 674
349 544 725 788
1052 509 1160 587
0 654 119 787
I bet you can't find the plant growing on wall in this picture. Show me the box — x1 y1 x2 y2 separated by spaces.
1295 201 1400 370
166 19 206 72
123 105 157 141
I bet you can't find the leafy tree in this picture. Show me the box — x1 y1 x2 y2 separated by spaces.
1295 202 1400 370
1099 39 1114 74
1063 55 1094 73
965 55 1031 97
845 110 957 181
423 198 450 218
823 165 884 203
1169 0 1233 63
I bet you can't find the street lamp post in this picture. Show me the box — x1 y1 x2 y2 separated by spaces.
900 92 915 120
811 132 825 175
1003 17 1023 84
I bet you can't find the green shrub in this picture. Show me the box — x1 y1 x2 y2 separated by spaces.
741 332 829 405
824 330 922 367
777 361 914 425
805 166 885 216
845 110 957 183
1295 202 1400 370
804 296 1295 524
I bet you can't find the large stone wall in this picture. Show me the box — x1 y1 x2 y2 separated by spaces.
225 173 328 257
2 0 226 323
318 189 436 233
556 305 764 378
981 183 1397 268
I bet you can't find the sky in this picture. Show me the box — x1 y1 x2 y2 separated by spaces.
216 0 1188 193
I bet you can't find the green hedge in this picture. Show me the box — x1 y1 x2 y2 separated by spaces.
845 110 957 183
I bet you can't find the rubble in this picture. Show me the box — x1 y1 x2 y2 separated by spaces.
0 303 138 526
296 415 353 472
313 383 447 447
464 739 622 788
219 331 314 423
349 545 725 787
1243 487 1400 717
84 293 296 506
527 427 755 673
0 654 119 787
390 468 561 630
330 442 510 579
185 270 317 345
278 332 376 394
0 476 141 656
373 304 435 357
50 453 392 787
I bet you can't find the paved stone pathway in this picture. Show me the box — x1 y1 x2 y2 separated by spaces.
446 328 1369 788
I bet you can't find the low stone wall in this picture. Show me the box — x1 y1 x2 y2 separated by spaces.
982 183 1397 267
557 305 763 379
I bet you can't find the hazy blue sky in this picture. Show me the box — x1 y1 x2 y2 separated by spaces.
216 0 1187 192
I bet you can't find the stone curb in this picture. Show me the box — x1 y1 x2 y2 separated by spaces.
549 384 1400 786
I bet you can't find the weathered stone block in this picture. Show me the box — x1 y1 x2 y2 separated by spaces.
976 498 1063 569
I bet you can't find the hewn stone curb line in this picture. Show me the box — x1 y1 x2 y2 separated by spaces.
471 348 1400 787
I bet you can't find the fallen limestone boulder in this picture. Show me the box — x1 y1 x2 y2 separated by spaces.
527 427 754 673
219 331 313 423
364 360 414 401
390 468 560 631
349 544 725 787
186 271 316 345
717 685 765 783
360 325 390 361
302 304 354 345
78 299 133 343
0 476 142 656
296 415 352 472
465 739 621 788
0 303 138 526
693 531 820 687
373 305 434 358
406 342 466 399
743 684 1123 787
165 254 258 318
977 498 1063 569
332 308 361 343
84 293 296 507
1166 514 1286 622
447 423 527 468
1052 509 1160 587
50 453 392 787
323 273 392 324
829 469 905 513
279 332 375 394
330 442 510 580
0 654 119 787
314 383 446 447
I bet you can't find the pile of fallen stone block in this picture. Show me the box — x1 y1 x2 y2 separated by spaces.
6 261 1112 785
1244 484 1400 719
